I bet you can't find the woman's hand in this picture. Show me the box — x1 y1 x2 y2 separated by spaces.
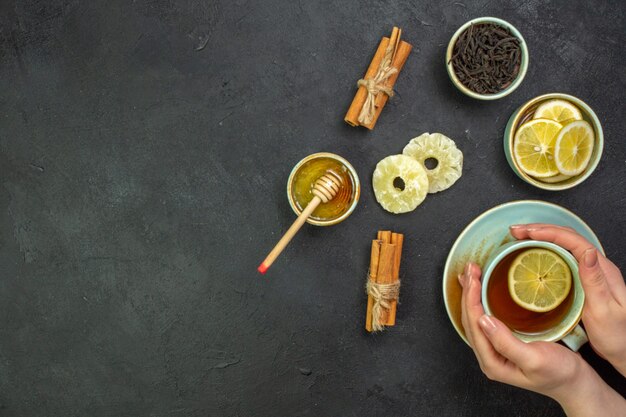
510 224 626 376
460 262 626 416
460 262 585 398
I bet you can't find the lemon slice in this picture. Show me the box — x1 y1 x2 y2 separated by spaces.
533 99 583 124
513 119 562 178
372 154 429 214
534 173 573 183
508 249 572 313
554 120 595 176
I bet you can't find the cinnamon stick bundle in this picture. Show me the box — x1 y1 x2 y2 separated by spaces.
345 27 412 130
365 230 404 332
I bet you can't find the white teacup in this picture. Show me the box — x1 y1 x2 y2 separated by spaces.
481 240 587 351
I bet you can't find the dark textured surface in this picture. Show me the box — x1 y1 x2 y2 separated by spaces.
1 1 625 416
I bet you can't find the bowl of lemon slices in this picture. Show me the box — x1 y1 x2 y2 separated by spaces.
504 93 604 191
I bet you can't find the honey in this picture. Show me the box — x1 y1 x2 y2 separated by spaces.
290 156 357 223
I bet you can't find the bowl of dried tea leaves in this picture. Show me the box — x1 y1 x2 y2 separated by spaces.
446 17 528 100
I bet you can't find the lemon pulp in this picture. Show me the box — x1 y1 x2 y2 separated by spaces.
513 119 562 178
508 248 572 313
554 120 595 176
533 99 583 124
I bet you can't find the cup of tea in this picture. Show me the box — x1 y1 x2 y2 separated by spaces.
480 239 587 351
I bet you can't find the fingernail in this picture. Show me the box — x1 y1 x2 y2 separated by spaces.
584 248 598 268
457 273 465 287
479 315 497 335
510 224 525 230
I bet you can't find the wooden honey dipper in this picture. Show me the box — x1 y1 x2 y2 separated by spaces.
258 171 343 274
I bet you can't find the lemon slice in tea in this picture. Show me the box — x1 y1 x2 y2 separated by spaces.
554 120 595 176
533 99 583 124
508 249 572 313
513 119 562 178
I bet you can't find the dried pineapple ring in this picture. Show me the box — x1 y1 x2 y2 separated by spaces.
403 133 463 193
373 154 429 214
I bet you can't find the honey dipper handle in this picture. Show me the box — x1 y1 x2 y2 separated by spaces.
258 196 322 274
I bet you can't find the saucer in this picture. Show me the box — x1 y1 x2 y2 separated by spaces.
442 200 604 345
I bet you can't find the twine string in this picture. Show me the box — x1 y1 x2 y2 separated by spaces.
366 277 400 332
356 42 398 125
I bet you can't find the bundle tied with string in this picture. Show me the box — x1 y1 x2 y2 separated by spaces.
366 278 401 332
345 27 413 130
365 231 403 332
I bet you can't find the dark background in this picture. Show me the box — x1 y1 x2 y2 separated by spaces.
1 0 624 416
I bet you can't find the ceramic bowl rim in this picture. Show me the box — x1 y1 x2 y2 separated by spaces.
286 152 360 227
445 16 529 100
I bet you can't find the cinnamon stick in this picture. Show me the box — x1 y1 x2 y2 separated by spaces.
365 239 382 332
365 230 404 332
345 38 389 127
369 41 412 129
376 242 396 325
387 232 404 325
388 27 401 62
344 27 413 130
379 230 392 243
391 28 402 62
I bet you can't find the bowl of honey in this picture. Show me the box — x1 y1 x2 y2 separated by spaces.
287 153 360 226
